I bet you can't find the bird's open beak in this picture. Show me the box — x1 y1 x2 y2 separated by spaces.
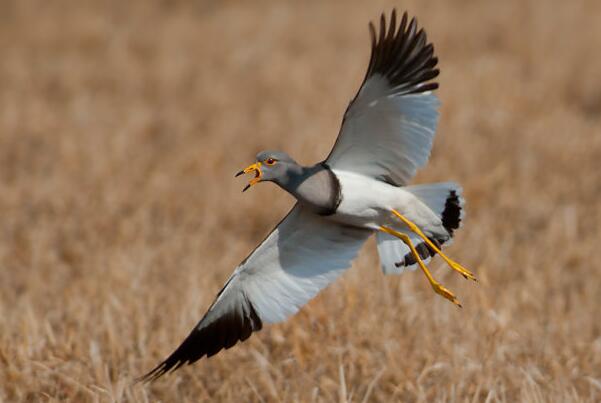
235 162 262 192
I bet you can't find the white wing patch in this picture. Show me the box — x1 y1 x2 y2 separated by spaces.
327 74 439 186
235 205 371 323
140 205 371 381
326 10 441 186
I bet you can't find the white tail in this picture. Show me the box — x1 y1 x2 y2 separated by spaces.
404 182 464 236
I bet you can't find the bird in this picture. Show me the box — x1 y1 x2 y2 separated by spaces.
139 9 476 383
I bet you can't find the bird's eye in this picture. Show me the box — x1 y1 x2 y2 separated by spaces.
265 158 277 166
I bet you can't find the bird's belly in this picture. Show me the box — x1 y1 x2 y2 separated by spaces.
331 201 382 229
329 171 399 230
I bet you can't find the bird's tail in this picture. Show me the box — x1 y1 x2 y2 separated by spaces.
404 182 465 237
376 182 465 275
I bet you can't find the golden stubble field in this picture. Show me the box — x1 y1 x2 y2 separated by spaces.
1 0 600 401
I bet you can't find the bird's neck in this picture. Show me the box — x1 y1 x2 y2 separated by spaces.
278 163 341 216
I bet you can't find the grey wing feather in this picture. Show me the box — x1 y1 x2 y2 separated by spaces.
139 205 370 382
326 9 440 186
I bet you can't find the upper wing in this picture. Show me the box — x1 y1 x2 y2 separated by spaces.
140 205 370 381
326 10 440 186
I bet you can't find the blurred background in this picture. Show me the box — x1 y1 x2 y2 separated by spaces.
1 0 600 401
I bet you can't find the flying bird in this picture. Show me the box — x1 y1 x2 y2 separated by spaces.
140 9 476 382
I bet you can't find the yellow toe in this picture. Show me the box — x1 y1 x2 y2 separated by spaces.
432 282 462 308
449 261 477 282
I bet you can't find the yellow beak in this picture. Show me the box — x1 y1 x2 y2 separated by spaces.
235 162 262 192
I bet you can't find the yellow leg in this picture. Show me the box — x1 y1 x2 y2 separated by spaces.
380 226 462 307
391 209 477 282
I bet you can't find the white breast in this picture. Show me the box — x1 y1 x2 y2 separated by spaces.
329 170 412 230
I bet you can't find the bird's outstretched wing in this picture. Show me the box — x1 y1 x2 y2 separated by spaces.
139 205 370 382
326 10 440 186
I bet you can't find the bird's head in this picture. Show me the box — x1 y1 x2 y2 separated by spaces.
235 150 299 192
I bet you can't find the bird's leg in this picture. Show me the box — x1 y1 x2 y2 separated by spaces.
379 226 462 307
390 209 476 282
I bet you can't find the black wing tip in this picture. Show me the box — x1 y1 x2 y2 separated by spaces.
135 361 171 384
135 335 232 384
136 297 263 383
365 9 439 95
135 350 191 384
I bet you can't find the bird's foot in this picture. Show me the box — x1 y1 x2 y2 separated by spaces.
390 209 477 282
431 281 462 308
380 225 463 307
445 258 476 282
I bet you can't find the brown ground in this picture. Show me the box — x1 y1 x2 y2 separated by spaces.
1 0 600 401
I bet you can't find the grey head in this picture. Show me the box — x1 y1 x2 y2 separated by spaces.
235 150 301 191
253 150 303 184
236 150 342 215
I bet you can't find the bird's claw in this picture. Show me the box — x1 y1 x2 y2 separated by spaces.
449 261 477 282
432 282 462 308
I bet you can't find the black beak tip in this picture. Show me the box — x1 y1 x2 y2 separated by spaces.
242 184 251 192
235 170 244 178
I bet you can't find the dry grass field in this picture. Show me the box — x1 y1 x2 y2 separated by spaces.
1 0 600 401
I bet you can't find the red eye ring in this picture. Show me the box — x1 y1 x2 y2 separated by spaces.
265 158 276 165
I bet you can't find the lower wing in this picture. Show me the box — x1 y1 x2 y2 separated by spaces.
139 204 371 381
